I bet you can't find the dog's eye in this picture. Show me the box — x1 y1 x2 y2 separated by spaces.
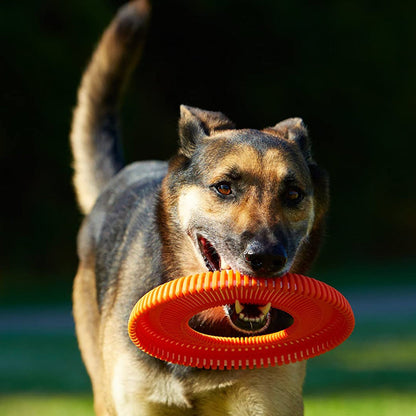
284 188 304 205
214 182 232 196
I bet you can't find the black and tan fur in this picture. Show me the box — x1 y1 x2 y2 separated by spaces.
70 1 329 415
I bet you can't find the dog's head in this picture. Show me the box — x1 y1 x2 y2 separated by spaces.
161 105 329 335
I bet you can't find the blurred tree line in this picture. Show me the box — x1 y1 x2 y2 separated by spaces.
1 0 415 292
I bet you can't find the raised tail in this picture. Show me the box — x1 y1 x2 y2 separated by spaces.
70 0 151 214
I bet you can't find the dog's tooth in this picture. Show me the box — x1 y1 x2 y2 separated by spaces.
259 302 271 316
235 300 244 314
239 313 245 320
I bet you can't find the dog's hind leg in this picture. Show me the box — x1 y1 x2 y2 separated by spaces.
73 264 108 415
70 0 151 215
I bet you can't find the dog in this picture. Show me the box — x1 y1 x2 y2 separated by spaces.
70 1 329 415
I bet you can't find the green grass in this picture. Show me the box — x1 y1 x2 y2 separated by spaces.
0 395 94 416
305 391 416 415
1 314 415 415
0 391 415 416
1 262 415 415
304 318 416 395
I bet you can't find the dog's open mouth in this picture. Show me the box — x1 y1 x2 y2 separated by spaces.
197 235 222 272
225 300 272 334
194 234 292 335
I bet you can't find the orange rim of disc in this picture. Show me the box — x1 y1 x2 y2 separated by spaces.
128 271 355 370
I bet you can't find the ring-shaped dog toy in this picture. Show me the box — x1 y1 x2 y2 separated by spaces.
128 271 354 370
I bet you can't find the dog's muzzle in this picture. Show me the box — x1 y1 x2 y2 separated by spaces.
244 241 288 276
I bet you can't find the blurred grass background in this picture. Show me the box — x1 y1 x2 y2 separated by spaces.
1 281 415 415
1 0 415 414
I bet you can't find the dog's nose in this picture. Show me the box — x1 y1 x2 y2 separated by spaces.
244 242 287 276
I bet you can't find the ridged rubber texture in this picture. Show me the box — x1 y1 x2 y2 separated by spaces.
128 271 355 370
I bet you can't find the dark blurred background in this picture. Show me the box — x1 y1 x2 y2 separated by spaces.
1 1 415 411
1 0 415 299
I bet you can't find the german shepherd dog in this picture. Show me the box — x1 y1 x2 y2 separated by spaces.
70 1 329 414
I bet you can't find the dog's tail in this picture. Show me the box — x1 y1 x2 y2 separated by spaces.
70 0 151 214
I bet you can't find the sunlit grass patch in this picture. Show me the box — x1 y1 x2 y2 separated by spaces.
0 394 94 416
305 391 416 416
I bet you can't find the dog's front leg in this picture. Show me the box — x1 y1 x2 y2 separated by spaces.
109 348 194 416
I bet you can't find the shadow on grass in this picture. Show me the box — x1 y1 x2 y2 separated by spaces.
0 333 91 394
1 325 415 396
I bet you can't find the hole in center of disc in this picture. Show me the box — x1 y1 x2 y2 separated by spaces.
188 304 294 337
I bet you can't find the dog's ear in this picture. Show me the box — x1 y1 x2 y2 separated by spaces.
178 105 235 157
267 118 313 163
271 118 329 217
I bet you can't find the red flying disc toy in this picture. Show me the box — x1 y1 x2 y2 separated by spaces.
128 270 354 370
